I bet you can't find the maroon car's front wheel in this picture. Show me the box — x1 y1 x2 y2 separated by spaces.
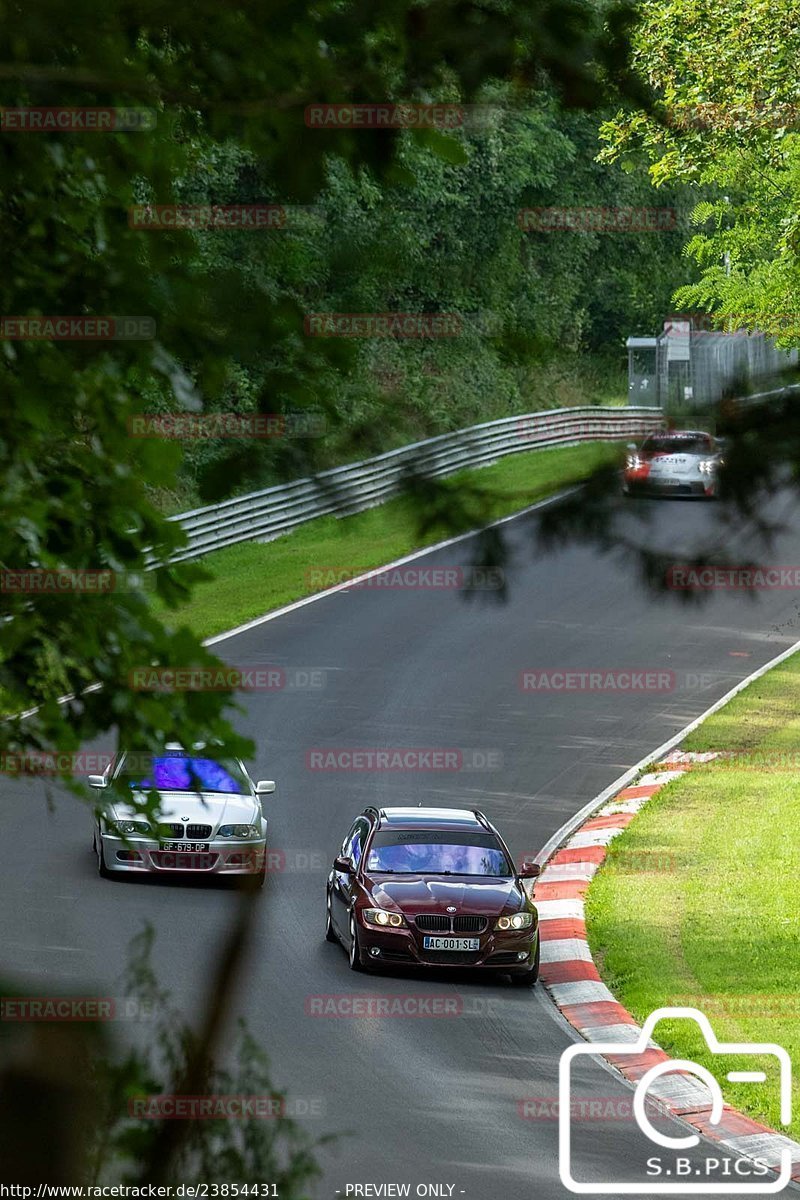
325 889 337 943
510 939 539 986
348 910 365 972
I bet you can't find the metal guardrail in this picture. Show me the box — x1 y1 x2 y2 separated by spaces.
158 407 666 565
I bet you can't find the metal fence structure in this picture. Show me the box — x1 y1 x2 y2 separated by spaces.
627 324 798 409
158 407 665 565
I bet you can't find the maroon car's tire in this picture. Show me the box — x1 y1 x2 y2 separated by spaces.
510 940 539 986
325 889 337 943
348 910 365 972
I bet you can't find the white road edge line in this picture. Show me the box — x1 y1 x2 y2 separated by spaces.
10 483 583 721
534 633 800 867
203 483 583 646
535 636 800 1191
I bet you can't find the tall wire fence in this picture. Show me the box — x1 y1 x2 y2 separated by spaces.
628 325 798 408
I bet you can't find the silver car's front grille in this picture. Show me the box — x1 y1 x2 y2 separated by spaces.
159 823 185 840
156 823 213 840
186 824 212 840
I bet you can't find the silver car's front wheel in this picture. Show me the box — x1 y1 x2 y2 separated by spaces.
97 835 112 879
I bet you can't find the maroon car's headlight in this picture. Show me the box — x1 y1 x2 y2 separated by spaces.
494 912 535 931
362 908 405 928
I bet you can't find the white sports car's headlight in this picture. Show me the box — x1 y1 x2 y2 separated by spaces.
494 912 535 931
218 823 261 839
698 459 718 475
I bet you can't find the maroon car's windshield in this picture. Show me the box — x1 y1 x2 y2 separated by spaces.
366 830 512 876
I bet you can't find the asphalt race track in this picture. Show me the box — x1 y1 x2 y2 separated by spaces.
6 491 800 1199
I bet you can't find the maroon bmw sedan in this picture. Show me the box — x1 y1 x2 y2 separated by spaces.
325 806 541 984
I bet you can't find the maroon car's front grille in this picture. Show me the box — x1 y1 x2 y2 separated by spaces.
415 915 450 932
414 914 488 933
453 915 487 933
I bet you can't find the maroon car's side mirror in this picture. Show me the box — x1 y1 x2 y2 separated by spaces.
519 861 541 879
333 855 354 874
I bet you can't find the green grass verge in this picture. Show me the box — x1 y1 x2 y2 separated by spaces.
586 651 800 1137
155 441 620 641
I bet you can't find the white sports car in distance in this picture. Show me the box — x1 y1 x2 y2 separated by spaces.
90 743 275 884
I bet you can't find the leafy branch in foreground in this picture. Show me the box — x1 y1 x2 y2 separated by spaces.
1 924 327 1192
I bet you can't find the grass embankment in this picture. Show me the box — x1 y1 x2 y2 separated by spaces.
586 653 800 1136
156 441 619 641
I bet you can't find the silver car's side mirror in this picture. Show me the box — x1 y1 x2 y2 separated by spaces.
256 780 276 795
88 775 107 788
626 442 638 452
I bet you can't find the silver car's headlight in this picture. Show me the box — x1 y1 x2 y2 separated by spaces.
494 912 535 931
362 908 405 928
698 459 717 475
107 819 150 836
218 823 261 839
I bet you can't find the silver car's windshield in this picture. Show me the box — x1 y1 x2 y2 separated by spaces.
120 753 249 794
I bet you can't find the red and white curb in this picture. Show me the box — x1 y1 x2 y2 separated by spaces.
536 751 800 1183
